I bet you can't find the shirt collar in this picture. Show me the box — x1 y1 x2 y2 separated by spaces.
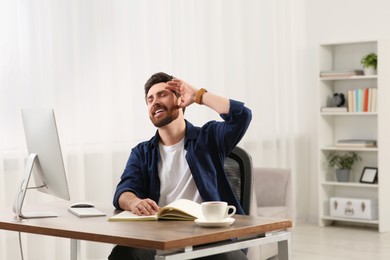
149 120 198 148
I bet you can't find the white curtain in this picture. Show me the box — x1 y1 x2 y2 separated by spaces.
0 0 308 259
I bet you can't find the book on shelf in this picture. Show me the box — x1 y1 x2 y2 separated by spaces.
348 90 354 112
347 88 377 112
371 88 377 112
336 139 377 147
357 89 362 112
321 107 348 112
320 69 364 78
363 88 369 112
108 199 203 221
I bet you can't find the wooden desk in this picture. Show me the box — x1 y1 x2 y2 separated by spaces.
0 202 292 259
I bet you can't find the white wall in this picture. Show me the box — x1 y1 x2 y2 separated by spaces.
305 0 390 222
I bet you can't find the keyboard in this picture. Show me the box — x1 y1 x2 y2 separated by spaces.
68 207 106 218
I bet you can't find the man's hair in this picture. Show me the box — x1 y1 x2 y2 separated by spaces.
144 72 174 98
144 72 185 113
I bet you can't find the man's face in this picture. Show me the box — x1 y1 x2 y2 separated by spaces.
146 82 180 128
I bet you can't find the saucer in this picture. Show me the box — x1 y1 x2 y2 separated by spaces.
194 217 235 228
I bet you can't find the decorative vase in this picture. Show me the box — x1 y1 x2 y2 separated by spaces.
364 67 377 75
336 169 350 182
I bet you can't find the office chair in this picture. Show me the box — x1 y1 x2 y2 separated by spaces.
224 146 253 215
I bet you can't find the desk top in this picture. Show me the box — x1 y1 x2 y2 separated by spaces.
0 202 292 251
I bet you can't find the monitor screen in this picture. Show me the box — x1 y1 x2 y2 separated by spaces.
13 108 70 219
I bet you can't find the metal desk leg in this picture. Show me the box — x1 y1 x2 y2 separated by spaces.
70 239 80 260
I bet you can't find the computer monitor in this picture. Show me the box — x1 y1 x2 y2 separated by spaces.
13 108 71 219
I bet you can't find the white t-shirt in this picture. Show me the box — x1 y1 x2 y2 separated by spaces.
158 138 202 207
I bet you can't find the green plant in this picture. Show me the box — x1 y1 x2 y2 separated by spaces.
361 53 377 69
327 151 361 170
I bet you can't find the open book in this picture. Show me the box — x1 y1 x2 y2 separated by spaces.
108 199 203 221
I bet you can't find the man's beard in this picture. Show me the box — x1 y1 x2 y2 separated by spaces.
150 105 180 128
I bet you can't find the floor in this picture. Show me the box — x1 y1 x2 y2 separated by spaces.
291 223 390 259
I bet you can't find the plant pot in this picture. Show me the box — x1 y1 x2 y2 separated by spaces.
364 67 377 75
336 169 350 182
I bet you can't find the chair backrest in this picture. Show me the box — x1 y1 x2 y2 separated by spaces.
253 167 292 209
224 146 253 215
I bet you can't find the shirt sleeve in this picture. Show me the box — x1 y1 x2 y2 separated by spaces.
112 147 146 209
217 99 252 155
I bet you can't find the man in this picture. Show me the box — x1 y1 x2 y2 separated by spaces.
109 72 252 260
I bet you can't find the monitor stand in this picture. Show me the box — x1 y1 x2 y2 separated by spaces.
13 154 59 219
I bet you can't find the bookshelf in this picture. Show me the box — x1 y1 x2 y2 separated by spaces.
318 40 390 232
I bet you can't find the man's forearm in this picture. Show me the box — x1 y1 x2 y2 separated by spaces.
200 90 230 114
118 191 138 211
118 191 160 216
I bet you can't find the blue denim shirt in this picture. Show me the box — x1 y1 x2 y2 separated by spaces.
113 99 252 215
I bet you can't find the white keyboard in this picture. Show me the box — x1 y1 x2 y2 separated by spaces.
68 207 106 218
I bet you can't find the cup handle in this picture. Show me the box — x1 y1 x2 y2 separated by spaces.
225 205 236 218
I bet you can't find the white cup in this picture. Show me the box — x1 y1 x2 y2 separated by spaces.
201 201 236 222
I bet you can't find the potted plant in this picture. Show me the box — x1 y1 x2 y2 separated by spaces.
327 151 361 182
361 52 377 75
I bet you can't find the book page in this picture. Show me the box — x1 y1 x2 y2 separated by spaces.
158 199 203 220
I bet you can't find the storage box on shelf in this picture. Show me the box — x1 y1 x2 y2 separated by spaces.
318 40 390 232
330 197 378 220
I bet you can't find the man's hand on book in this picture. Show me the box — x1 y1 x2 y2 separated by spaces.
130 198 160 216
109 199 203 221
